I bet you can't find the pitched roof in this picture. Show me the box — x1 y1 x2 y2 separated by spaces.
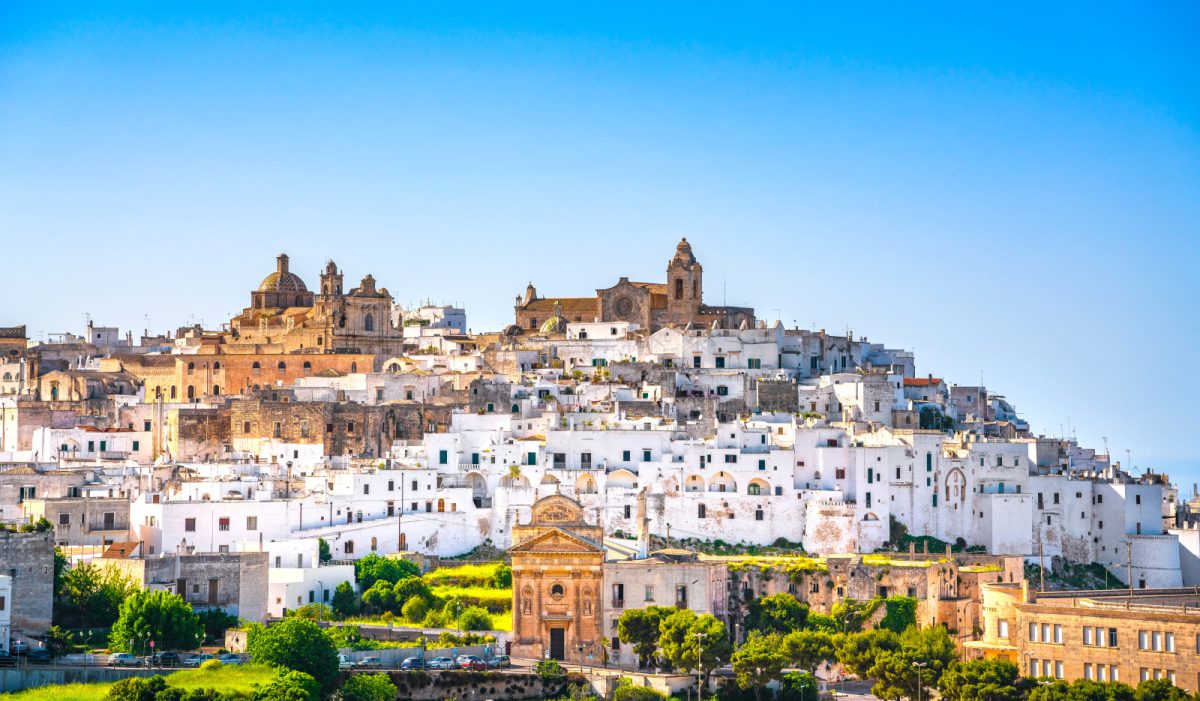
521 297 598 313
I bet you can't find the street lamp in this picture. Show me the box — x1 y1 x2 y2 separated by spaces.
694 630 707 701
914 661 928 701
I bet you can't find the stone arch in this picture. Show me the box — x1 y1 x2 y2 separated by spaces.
709 471 736 493
863 512 880 521
540 474 560 486
945 467 967 503
576 474 597 495
684 474 705 493
747 478 770 496
607 469 638 490
500 473 531 489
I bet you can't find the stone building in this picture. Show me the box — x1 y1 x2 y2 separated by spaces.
509 495 605 662
967 582 1200 689
225 254 405 356
0 326 34 397
97 549 270 622
22 496 132 548
513 239 755 333
0 530 54 635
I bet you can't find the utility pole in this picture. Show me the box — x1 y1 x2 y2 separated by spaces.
695 630 706 701
398 473 405 552
915 661 927 701
1038 538 1045 592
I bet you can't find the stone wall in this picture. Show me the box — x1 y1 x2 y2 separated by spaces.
0 530 54 633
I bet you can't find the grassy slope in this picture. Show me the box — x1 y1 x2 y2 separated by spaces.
0 664 277 701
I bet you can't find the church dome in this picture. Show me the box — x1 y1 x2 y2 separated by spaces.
258 254 308 292
540 315 567 334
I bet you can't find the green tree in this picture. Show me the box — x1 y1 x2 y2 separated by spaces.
612 683 667 701
288 603 333 621
658 610 731 684
835 628 900 678
867 625 957 701
391 577 433 607
457 606 492 631
110 589 204 654
43 625 75 658
254 670 320 701
318 538 332 564
247 617 339 690
1026 680 1070 701
745 593 808 635
618 607 671 668
359 579 396 614
353 553 420 590
779 671 821 701
1134 679 1193 701
57 562 139 628
781 630 836 672
1065 680 1135 701
339 673 397 701
831 598 878 633
331 582 358 619
400 595 428 623
732 632 787 701
878 596 918 634
492 563 513 588
938 659 1022 701
53 547 69 597
197 609 240 643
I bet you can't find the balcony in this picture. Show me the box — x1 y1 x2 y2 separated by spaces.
611 598 624 609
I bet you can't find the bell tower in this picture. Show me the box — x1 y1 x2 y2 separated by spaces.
319 260 343 300
666 237 703 321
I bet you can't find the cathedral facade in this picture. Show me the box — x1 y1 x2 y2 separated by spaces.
225 254 404 357
513 239 755 333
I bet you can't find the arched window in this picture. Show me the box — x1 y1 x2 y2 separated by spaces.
550 583 565 597
675 278 683 299
186 385 195 400
213 361 220 370
154 387 162 399
693 279 698 298
170 386 177 399
212 385 220 396
344 541 354 554
303 361 312 373
364 314 374 332
187 362 195 372
252 361 261 370
350 362 358 373
2 372 10 381
50 385 59 400
511 403 520 413
278 361 286 370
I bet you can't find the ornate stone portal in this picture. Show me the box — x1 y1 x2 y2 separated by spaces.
508 495 605 662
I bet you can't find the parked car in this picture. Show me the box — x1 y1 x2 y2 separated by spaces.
151 652 182 667
180 653 215 668
217 653 244 665
26 649 52 664
108 653 141 667
427 656 455 670
400 657 426 670
485 655 511 668
355 656 383 669
338 654 356 670
455 655 486 671
9 640 29 655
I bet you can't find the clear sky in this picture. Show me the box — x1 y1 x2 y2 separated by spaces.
1 3 1198 477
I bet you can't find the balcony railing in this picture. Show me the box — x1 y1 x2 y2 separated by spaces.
611 598 624 609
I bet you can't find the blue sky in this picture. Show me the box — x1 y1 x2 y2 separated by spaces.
1 3 1198 476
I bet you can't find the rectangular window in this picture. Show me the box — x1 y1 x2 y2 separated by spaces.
1140 631 1149 650
243 421 251 434
1084 627 1093 646
1054 625 1063 643
643 449 652 462
185 518 196 532
644 586 654 602
132 440 140 451
438 450 448 465
58 513 70 526
999 620 1009 638
1042 624 1051 643
1029 623 1039 642
758 459 766 471
218 517 230 531
1110 628 1118 647
246 516 257 531
1085 664 1093 680
622 450 631 462
1055 661 1063 679
1166 632 1175 652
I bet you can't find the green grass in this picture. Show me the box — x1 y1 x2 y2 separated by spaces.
432 584 512 607
423 562 503 586
0 664 277 701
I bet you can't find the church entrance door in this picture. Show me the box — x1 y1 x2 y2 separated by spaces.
549 628 565 660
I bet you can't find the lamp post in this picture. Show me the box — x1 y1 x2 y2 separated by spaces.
914 661 928 701
694 630 707 701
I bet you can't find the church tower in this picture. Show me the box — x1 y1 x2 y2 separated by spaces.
666 237 703 321
319 260 343 300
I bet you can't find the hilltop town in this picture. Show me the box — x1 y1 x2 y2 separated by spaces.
2 239 1198 693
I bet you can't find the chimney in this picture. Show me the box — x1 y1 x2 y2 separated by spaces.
635 488 650 559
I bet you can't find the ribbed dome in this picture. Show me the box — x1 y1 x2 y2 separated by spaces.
258 271 308 292
258 254 308 292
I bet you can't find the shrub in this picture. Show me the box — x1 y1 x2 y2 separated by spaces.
199 659 223 671
338 673 397 701
613 686 667 701
492 564 512 588
401 595 429 623
247 617 339 690
457 606 492 631
535 658 566 682
255 670 320 701
106 676 168 701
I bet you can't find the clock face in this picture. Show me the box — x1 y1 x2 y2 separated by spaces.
615 297 634 318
